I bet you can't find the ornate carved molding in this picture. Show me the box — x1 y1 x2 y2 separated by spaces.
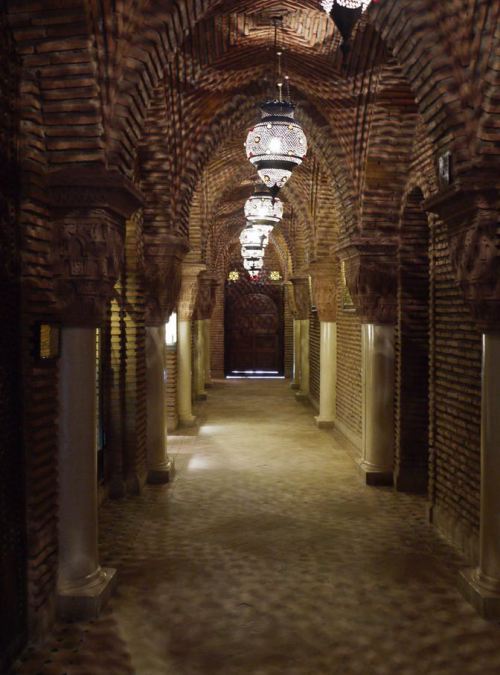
337 238 398 325
194 272 219 321
143 234 189 327
178 263 206 321
290 275 311 320
49 168 143 327
425 179 500 331
308 260 338 323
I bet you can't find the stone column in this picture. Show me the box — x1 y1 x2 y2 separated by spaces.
193 319 207 400
309 261 338 429
58 328 117 619
145 325 173 483
360 324 395 485
291 276 311 401
48 167 142 620
459 333 500 617
177 263 206 427
204 319 213 387
339 240 397 486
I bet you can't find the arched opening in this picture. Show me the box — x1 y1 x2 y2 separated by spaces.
225 279 284 378
394 187 430 494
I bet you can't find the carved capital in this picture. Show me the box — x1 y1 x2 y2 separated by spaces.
425 181 500 331
290 275 311 320
194 272 219 320
48 168 143 327
308 260 338 322
143 235 189 327
338 239 398 325
178 263 206 321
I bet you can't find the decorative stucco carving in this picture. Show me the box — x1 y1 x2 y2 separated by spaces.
49 168 143 327
338 239 398 325
178 263 206 321
194 272 219 321
425 181 500 331
290 275 311 320
143 234 189 327
308 260 338 323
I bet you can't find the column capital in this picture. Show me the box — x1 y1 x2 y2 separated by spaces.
48 167 143 327
307 260 338 322
290 275 311 320
424 180 500 332
143 234 189 327
194 272 219 320
178 263 206 321
336 238 398 325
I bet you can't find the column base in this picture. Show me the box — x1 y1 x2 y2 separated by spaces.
315 416 335 429
57 567 117 622
195 392 208 401
459 568 500 619
358 460 393 486
147 458 175 485
290 382 300 390
295 391 309 401
179 415 198 428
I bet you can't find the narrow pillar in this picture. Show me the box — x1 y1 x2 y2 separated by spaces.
296 319 310 400
193 320 207 400
360 324 395 486
204 319 213 387
177 319 197 427
291 319 302 389
315 321 337 428
57 327 116 620
146 325 174 484
460 333 500 618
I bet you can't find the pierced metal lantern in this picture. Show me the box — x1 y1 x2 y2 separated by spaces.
244 186 283 225
320 0 372 57
241 244 265 259
239 224 266 248
245 101 307 196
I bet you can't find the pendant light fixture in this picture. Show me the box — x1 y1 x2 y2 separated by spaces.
244 18 307 196
244 184 283 225
320 1 372 58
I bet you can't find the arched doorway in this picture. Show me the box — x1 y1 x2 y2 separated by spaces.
225 283 284 376
394 187 430 494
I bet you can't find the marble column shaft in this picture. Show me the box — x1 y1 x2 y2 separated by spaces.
194 319 207 400
316 321 337 428
57 327 116 620
360 324 395 485
291 319 302 390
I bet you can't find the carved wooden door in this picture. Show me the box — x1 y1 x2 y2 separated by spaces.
225 285 284 375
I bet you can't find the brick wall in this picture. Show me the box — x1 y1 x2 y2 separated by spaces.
335 267 362 447
309 309 321 408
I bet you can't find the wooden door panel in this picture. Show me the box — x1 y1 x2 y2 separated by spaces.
225 283 284 375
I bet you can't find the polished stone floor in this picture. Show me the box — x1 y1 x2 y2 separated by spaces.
12 379 500 675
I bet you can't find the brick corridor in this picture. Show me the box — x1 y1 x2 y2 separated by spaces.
12 380 500 675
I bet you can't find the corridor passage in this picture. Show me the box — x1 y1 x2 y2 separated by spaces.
13 380 500 675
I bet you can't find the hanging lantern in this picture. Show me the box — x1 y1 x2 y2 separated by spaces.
243 257 264 272
320 0 372 57
241 244 265 259
244 185 283 225
240 224 266 248
245 100 307 196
